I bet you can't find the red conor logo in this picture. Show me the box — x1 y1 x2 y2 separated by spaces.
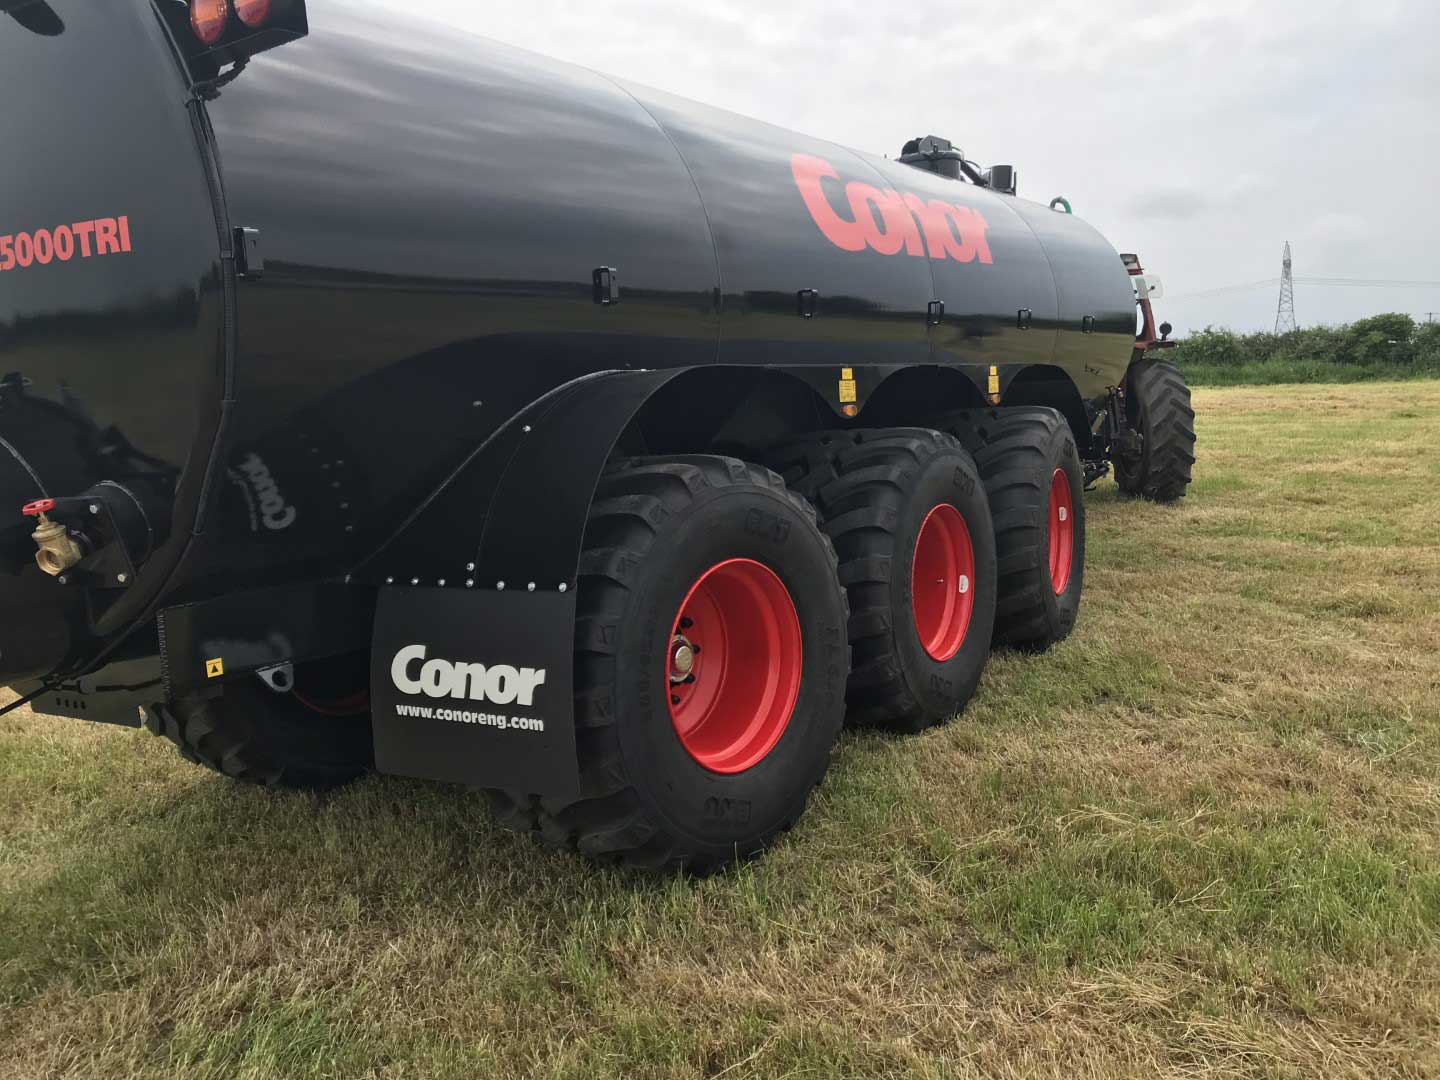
791 154 993 265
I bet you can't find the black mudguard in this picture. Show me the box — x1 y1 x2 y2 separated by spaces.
363 368 682 798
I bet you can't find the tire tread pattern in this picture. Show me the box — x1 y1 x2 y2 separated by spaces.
762 427 971 730
930 407 1079 647
491 454 846 874
1119 360 1196 502
146 696 365 790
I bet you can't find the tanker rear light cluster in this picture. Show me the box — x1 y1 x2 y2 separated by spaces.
187 0 305 53
190 0 270 45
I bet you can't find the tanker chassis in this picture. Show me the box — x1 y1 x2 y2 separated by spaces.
0 0 1196 871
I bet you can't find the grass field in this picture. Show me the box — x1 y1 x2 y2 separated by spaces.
3 381 1439 1079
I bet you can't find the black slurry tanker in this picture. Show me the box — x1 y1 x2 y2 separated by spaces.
1 0 1195 871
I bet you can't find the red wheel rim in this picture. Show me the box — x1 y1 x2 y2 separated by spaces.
911 504 975 662
1048 468 1075 594
667 558 803 774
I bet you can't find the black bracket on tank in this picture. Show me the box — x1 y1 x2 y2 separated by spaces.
28 482 155 592
592 266 620 305
12 655 162 729
234 227 263 278
157 580 375 701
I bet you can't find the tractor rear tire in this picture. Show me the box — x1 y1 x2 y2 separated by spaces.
1115 360 1196 502
933 407 1085 650
148 653 373 790
491 455 849 873
763 428 997 733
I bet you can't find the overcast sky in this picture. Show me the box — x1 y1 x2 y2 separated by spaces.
390 0 1437 335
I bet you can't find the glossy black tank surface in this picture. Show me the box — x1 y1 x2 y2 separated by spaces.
1 0 225 678
199 4 723 587
2 0 1138 689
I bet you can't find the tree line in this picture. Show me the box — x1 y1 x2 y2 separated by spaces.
1173 314 1440 385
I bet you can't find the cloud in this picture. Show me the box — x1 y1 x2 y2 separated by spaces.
1129 189 1211 221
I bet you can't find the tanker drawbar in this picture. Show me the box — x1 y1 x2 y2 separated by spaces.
1 0 1194 871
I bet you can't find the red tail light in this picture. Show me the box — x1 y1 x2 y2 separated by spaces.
180 0 307 61
189 0 231 45
235 0 272 28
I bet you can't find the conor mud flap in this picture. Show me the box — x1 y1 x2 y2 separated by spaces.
365 368 682 799
372 588 577 798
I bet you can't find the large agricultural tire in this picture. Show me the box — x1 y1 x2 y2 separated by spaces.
490 455 850 873
147 653 373 790
1115 360 1196 502
933 407 1085 650
762 428 997 734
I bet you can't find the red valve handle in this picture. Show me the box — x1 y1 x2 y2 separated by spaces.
22 499 55 517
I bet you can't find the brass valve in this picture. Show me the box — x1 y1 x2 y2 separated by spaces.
22 500 85 577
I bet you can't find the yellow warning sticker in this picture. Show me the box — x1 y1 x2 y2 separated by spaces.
988 364 1001 397
838 380 857 403
840 367 854 381
205 658 225 679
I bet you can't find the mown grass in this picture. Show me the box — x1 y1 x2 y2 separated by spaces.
3 381 1439 1078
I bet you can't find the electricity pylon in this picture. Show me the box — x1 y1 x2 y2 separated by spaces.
1275 241 1297 333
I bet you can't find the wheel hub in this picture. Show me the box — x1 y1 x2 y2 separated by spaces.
911 503 976 662
1048 468 1075 595
666 558 803 774
669 636 696 682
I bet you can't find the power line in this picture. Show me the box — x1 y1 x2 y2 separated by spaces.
1166 275 1440 303
1166 278 1279 302
1295 278 1440 287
